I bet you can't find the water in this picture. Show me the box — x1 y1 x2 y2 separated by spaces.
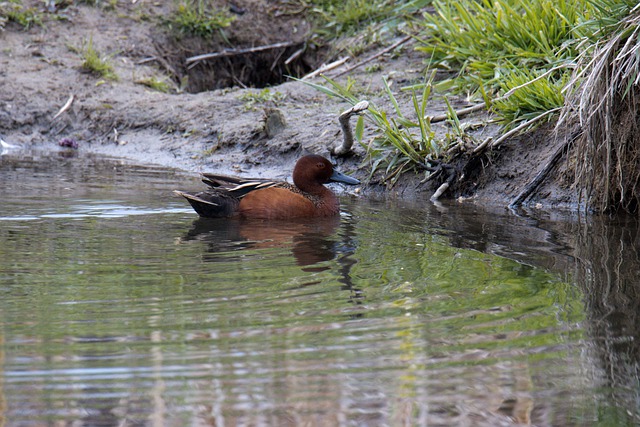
1 151 639 426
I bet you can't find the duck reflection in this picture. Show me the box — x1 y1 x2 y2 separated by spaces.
180 216 342 271
180 215 364 315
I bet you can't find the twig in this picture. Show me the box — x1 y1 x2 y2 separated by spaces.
136 56 157 65
332 34 414 78
508 132 576 209
186 41 300 67
429 163 456 202
428 103 486 123
333 101 369 157
301 57 349 80
284 46 305 65
52 94 75 121
489 107 561 149
152 41 180 79
472 137 493 154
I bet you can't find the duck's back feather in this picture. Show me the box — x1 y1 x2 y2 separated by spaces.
202 174 280 198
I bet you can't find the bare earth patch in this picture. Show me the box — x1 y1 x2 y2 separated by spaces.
0 0 575 210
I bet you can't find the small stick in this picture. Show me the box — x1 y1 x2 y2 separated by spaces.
186 41 299 66
430 182 450 201
428 103 486 123
284 46 305 65
490 107 561 149
302 57 349 80
429 163 456 201
472 137 493 154
52 94 75 121
136 56 157 65
332 34 414 78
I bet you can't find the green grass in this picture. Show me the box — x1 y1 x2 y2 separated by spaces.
238 88 286 111
136 76 173 93
311 0 395 37
413 0 584 135
417 0 639 126
492 68 567 130
308 0 431 39
0 1 43 30
419 0 582 91
304 0 640 180
80 37 118 81
167 0 236 38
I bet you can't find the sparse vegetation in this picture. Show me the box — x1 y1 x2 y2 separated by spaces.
310 0 395 37
0 1 43 30
238 88 286 111
167 0 236 37
79 36 118 81
136 76 174 93
303 74 460 183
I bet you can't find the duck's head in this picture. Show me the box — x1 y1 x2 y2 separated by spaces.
292 155 360 193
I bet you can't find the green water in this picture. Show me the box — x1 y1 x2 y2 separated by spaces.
1 152 638 426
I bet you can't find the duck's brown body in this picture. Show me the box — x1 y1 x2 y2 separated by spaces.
175 155 359 219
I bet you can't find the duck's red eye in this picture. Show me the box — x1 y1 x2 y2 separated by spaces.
316 162 325 169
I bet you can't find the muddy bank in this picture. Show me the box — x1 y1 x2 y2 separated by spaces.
0 1 576 210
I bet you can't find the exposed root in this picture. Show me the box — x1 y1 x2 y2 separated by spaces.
332 100 369 157
508 132 576 209
420 159 457 201
560 8 640 212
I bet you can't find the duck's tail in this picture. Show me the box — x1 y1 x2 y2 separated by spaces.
173 190 239 218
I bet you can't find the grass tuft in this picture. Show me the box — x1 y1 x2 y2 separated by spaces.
311 0 394 37
238 88 286 111
136 76 173 93
167 0 236 38
0 1 43 30
80 36 118 81
492 68 567 130
302 74 456 184
418 0 583 93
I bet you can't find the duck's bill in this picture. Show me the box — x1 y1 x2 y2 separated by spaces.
330 169 360 185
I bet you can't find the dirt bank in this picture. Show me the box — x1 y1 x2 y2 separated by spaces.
0 1 575 210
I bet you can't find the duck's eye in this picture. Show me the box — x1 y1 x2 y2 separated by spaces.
316 162 325 169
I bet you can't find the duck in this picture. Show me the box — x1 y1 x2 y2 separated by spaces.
174 154 360 219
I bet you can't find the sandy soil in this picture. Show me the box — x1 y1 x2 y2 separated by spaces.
0 0 575 209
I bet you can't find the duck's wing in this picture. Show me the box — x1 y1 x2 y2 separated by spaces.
173 190 240 218
201 173 283 198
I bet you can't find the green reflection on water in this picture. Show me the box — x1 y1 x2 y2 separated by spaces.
0 154 634 426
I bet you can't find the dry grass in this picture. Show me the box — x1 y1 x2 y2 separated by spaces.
561 6 640 212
